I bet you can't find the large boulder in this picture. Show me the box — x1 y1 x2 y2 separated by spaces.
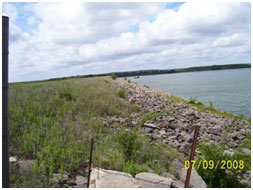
172 159 207 188
180 168 207 188
90 168 138 188
171 180 185 188
135 172 173 188
75 175 87 187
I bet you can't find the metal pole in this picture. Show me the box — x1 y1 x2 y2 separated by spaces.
87 138 94 188
184 123 200 188
2 15 10 188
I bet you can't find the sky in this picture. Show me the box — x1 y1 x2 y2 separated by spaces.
2 2 251 82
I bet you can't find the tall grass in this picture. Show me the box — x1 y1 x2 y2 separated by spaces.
9 77 183 187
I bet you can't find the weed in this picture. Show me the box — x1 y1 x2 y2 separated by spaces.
117 89 127 99
137 111 164 128
130 104 140 112
111 74 117 80
122 160 148 176
197 143 250 188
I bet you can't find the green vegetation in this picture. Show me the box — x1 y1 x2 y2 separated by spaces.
93 128 184 177
168 96 250 121
188 97 204 106
9 77 183 187
110 74 117 80
197 120 251 188
137 111 164 128
197 143 250 188
10 163 46 188
9 75 250 187
117 89 127 99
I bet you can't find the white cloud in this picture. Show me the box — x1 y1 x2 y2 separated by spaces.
27 16 37 26
4 2 251 82
32 2 166 44
2 3 18 22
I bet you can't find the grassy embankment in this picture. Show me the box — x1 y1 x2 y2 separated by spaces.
9 77 183 187
9 76 250 187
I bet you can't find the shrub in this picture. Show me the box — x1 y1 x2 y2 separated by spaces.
188 97 197 104
117 89 126 99
196 143 249 188
59 92 76 101
131 104 140 112
188 97 203 105
123 160 148 176
114 130 142 161
137 111 164 128
111 74 117 80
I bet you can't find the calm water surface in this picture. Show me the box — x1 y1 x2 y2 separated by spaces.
128 68 251 118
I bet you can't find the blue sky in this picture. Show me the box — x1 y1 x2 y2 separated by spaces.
2 2 251 82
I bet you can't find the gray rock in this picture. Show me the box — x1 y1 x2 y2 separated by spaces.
229 133 239 141
167 117 175 122
168 123 177 129
229 141 238 148
186 136 193 143
76 175 87 184
171 180 185 188
239 129 247 136
242 148 251 155
211 134 221 141
245 128 251 135
167 135 177 141
143 127 153 133
90 168 138 188
179 143 191 154
75 183 87 188
160 121 168 128
172 159 184 170
68 181 77 186
223 150 235 157
160 172 176 180
143 123 160 130
17 160 35 174
135 173 173 188
179 168 207 188
209 118 219 124
159 130 166 136
210 125 222 135
52 173 68 184
9 156 17 163
235 126 241 131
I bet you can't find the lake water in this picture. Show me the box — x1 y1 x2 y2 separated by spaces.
128 68 251 118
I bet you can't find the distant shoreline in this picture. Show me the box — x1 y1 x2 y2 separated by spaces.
11 63 250 84
114 63 251 78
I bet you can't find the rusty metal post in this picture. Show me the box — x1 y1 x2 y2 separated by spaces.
2 15 10 188
184 123 200 188
87 138 94 188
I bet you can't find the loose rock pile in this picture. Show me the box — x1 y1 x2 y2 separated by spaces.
117 80 250 156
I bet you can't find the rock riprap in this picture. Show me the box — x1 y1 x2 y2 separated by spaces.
116 80 250 156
